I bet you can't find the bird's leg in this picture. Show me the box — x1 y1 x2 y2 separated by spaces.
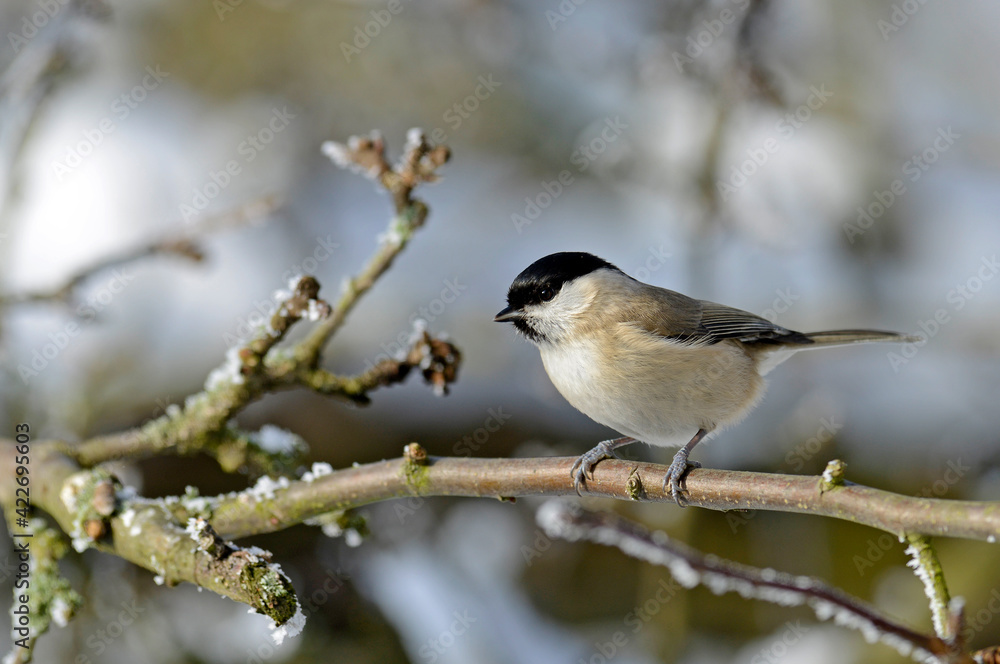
664 429 708 506
570 436 637 494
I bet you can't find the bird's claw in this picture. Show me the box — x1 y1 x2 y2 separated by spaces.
663 454 701 507
570 440 622 495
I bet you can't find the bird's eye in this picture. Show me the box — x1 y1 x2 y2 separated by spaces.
539 286 555 302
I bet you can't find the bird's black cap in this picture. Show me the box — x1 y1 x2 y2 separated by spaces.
495 252 620 322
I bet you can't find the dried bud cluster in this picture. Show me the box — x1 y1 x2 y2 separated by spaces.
322 128 451 208
406 330 461 396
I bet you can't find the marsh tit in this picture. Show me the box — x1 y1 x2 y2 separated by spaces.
495 252 918 504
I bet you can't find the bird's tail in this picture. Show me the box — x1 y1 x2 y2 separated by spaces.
756 328 919 375
802 329 920 348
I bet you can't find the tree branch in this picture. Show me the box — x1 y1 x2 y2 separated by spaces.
3 123 991 664
537 501 973 664
123 452 1000 543
1 446 995 658
296 130 450 366
66 131 455 468
0 446 300 637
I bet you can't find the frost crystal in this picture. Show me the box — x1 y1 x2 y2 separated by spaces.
244 545 269 561
50 597 72 627
59 473 88 512
405 127 425 152
306 298 325 321
301 462 334 483
536 500 576 541
321 141 350 167
204 345 246 390
378 226 405 249
253 425 304 456
537 500 942 664
904 543 947 638
181 494 210 515
269 604 307 645
185 517 208 541
822 465 837 484
344 529 363 547
249 475 290 501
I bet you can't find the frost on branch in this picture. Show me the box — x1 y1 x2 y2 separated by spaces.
538 501 968 664
905 535 955 641
322 128 450 211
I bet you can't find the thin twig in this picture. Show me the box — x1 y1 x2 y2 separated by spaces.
905 534 954 640
297 130 449 366
0 196 280 307
63 132 453 467
537 501 973 664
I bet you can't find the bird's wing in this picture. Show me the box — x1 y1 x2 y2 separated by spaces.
696 302 813 345
627 287 813 347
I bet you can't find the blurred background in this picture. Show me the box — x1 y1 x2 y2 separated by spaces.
1 0 999 662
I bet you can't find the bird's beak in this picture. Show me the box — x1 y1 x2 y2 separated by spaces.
494 306 521 322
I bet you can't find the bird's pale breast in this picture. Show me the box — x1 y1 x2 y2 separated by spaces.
539 323 765 447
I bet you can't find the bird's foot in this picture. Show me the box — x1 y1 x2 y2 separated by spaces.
570 437 634 495
663 450 701 507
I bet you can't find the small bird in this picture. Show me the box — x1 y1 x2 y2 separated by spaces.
495 252 918 504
